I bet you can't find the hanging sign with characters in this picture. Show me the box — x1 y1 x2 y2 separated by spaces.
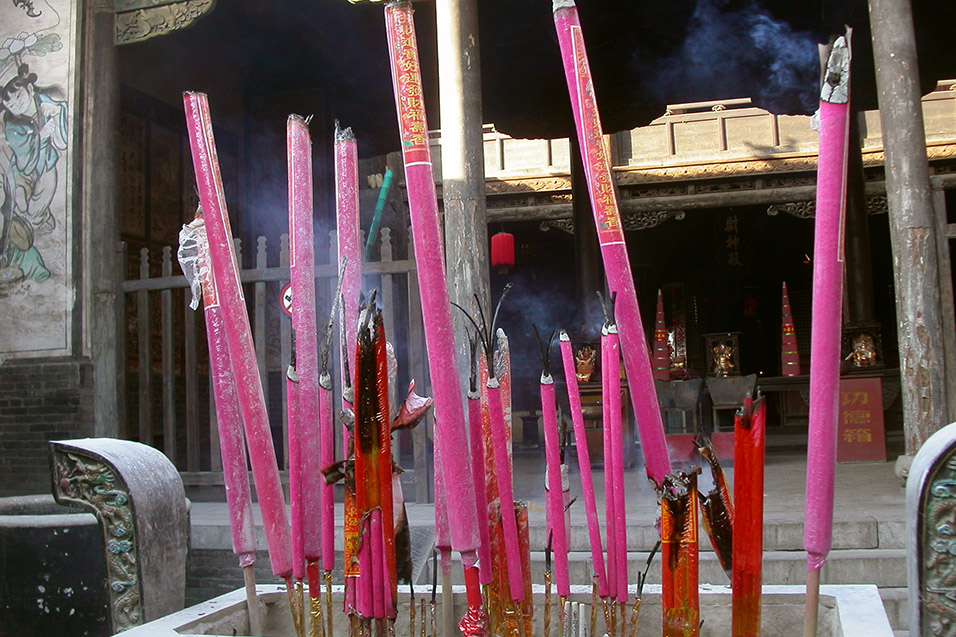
0 0 76 357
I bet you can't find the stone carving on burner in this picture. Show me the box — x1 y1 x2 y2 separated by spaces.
905 423 956 635
50 439 188 632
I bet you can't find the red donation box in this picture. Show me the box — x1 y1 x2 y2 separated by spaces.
836 377 887 463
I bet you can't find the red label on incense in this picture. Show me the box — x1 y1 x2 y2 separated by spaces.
389 8 429 166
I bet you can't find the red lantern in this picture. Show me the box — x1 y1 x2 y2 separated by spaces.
490 231 515 268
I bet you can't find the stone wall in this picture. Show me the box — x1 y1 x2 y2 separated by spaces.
185 549 284 607
0 359 93 496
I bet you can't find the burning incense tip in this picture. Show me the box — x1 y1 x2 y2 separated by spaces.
821 34 851 104
334 119 356 142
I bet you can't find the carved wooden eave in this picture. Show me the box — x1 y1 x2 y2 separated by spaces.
114 0 216 46
484 141 956 225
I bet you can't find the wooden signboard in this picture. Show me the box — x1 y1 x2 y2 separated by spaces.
837 377 887 463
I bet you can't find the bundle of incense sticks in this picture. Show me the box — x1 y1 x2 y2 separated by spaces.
353 300 397 625
183 92 293 589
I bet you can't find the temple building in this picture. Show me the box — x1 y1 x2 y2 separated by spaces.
0 0 955 505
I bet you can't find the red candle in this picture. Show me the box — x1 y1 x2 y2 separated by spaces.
183 92 292 579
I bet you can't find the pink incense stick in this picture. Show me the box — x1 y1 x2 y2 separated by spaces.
288 116 323 572
334 124 362 391
607 326 628 603
602 328 617 599
384 0 481 568
552 0 671 489
542 373 570 597
334 124 361 613
358 524 373 618
184 92 292 579
488 378 525 602
370 509 386 618
806 34 851 577
433 428 456 611
286 364 303 580
197 238 257 568
435 423 451 553
467 390 494 585
559 331 607 597
319 372 335 573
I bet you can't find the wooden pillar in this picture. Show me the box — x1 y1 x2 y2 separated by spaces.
570 134 603 322
844 112 876 324
84 1 120 438
868 0 949 457
436 0 491 389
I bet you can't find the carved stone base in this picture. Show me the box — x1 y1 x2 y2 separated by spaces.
50 439 188 632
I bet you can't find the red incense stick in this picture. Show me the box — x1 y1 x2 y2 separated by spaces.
661 471 700 637
601 327 617 602
733 396 766 636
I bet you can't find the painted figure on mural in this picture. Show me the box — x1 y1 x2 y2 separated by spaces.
1 62 67 235
0 28 66 287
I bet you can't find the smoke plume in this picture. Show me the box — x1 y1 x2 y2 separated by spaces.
642 0 820 115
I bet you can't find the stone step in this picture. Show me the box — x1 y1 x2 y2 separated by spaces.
879 587 909 632
530 518 905 552
424 548 907 590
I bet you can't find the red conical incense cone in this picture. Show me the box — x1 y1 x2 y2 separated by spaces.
781 282 801 376
653 289 670 381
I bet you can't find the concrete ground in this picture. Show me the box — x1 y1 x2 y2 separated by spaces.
187 447 910 633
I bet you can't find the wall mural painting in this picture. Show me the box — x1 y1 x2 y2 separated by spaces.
0 0 74 358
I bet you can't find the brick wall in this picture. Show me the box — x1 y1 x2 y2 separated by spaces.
0 358 95 497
